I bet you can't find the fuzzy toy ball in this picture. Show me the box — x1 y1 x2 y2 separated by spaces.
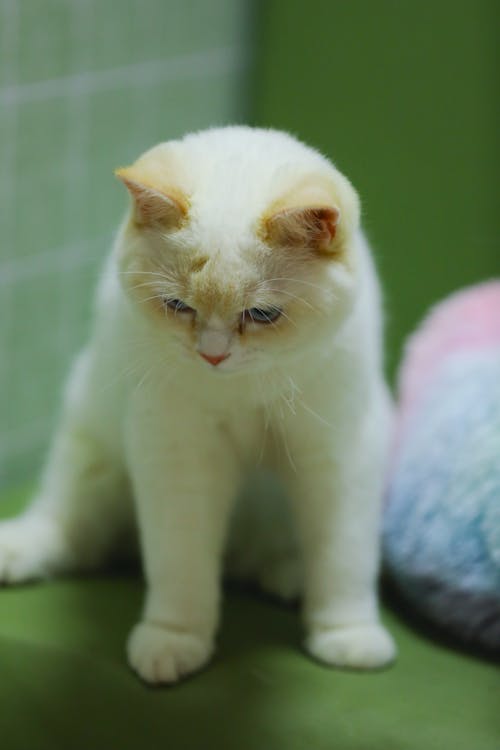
384 281 500 650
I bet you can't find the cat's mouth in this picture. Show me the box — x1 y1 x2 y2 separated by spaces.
198 354 238 374
198 351 231 368
174 340 267 375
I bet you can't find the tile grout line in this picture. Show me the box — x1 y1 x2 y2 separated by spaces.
57 0 95 360
0 46 244 106
0 232 114 285
1 416 55 457
0 0 19 485
0 4 251 488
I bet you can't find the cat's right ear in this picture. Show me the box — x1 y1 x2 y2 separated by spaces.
115 168 188 229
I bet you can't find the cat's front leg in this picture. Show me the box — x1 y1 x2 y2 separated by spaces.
0 421 130 583
125 393 239 685
0 348 132 583
283 405 396 670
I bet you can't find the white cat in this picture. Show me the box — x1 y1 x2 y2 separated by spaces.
0 126 396 683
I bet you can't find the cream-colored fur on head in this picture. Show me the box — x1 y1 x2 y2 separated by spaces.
114 128 361 375
0 126 396 684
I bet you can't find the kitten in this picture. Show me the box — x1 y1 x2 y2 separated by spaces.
0 126 396 683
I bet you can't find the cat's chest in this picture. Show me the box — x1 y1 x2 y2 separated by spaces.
210 405 266 464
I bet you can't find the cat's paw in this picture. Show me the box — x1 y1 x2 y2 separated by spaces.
0 515 67 584
259 555 302 602
306 622 396 670
127 621 213 685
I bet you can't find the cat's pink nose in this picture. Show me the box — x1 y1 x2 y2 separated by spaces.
199 352 230 367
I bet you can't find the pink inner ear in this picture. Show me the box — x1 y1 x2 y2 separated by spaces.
308 207 339 250
267 205 340 253
117 174 185 227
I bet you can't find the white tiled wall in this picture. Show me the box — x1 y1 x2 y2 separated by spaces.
0 0 253 487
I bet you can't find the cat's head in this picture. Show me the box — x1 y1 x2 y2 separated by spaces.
115 127 360 375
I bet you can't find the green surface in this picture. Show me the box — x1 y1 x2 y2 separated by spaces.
0 0 253 487
252 0 499 377
1 487 498 750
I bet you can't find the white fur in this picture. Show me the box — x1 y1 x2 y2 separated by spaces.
0 127 396 682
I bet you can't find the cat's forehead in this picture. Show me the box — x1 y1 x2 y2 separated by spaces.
185 249 266 318
169 210 303 318
135 133 333 232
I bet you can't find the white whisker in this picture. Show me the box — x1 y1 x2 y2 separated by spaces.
298 399 332 428
118 270 176 281
282 425 296 473
139 293 167 304
262 288 317 312
254 374 271 467
133 364 156 395
276 308 297 328
261 276 329 294
287 375 301 396
280 391 296 417
128 281 163 291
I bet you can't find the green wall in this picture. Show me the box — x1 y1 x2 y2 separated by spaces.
0 0 252 487
253 0 499 375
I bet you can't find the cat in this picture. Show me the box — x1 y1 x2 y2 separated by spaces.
0 126 396 683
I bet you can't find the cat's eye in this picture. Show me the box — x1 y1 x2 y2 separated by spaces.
164 298 194 314
244 307 282 324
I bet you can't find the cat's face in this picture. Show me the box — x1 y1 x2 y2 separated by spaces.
115 135 360 375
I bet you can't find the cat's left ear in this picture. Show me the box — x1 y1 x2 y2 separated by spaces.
263 176 359 257
265 205 340 255
115 168 187 229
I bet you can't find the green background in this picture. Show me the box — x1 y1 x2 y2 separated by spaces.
253 0 499 375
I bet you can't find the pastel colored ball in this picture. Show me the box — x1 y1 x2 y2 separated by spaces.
384 281 500 650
